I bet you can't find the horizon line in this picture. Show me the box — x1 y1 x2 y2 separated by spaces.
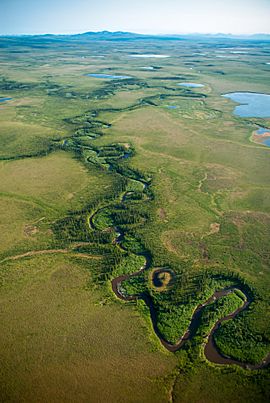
1 30 270 37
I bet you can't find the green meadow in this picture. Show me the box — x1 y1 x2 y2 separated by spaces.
0 34 269 402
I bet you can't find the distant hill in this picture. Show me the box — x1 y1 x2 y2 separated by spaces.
1 31 270 42
70 31 270 41
70 31 148 40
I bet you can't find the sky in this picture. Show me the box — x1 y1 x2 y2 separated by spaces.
0 0 269 36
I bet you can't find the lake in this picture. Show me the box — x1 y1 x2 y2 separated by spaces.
178 83 204 88
223 92 270 118
87 73 131 79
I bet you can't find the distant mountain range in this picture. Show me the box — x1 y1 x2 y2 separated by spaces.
69 31 270 41
1 31 270 41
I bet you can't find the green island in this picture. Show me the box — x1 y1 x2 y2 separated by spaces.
0 32 270 402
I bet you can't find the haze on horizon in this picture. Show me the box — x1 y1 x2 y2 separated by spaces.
0 0 269 36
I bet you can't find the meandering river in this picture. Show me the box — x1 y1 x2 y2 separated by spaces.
66 101 269 370
86 150 269 369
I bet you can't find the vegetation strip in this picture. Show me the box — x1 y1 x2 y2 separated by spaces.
0 248 102 264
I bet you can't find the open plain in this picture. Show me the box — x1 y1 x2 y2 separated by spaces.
0 32 270 402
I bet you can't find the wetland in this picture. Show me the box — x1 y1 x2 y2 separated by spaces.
0 32 270 403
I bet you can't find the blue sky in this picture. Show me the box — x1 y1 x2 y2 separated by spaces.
1 0 269 35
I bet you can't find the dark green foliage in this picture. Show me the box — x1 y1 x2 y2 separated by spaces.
53 215 114 245
214 310 270 364
0 77 37 90
197 292 244 338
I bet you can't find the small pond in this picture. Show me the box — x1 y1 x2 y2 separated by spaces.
129 54 169 58
256 127 270 135
178 83 204 88
262 138 270 147
254 127 270 147
230 51 248 54
87 73 131 79
0 97 12 103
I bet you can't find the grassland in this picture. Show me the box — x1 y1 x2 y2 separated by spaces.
0 34 270 402
0 151 118 260
0 255 176 402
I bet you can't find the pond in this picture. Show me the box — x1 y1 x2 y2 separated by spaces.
87 73 132 79
178 83 204 88
222 92 270 118
0 97 12 103
256 127 270 135
129 54 169 58
230 51 248 54
262 138 270 147
254 127 270 147
192 52 207 56
141 66 155 70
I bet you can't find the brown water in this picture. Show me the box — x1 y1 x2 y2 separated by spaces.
112 270 270 369
204 309 270 370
